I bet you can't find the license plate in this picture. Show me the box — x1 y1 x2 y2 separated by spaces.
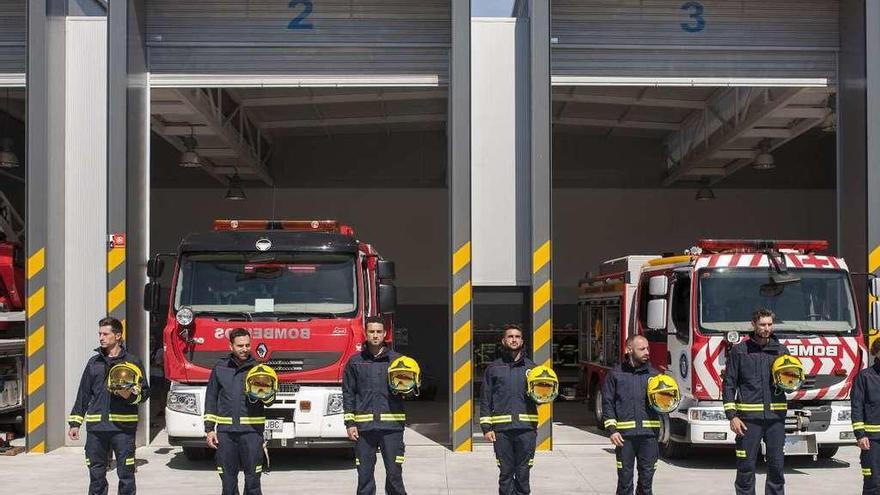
762 434 817 456
265 419 283 432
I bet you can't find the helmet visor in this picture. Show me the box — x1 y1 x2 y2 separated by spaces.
652 390 679 413
776 369 804 392
246 375 277 399
108 367 137 390
390 371 416 393
530 381 558 403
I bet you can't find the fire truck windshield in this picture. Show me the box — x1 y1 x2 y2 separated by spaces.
173 252 357 316
697 268 857 335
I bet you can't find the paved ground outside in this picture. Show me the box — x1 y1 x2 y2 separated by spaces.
1 429 866 494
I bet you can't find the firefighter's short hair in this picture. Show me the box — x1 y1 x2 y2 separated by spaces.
365 316 385 329
98 317 123 334
228 327 250 343
871 338 880 357
751 308 775 324
502 324 523 338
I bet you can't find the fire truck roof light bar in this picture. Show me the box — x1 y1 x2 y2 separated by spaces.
697 239 828 254
213 219 356 236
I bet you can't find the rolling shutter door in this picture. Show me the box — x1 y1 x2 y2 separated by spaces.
0 0 26 86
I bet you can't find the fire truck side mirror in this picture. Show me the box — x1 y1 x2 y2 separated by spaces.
648 276 668 297
378 260 396 281
147 258 165 279
872 301 880 331
646 299 667 330
378 283 397 314
143 282 161 313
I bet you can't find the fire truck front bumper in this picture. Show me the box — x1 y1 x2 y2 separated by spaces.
674 402 857 446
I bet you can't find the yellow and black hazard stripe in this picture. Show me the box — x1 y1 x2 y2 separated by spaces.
26 246 47 453
451 240 472 452
107 240 126 337
532 240 552 451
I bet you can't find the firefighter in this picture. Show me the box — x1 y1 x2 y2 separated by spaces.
601 334 662 495
205 328 277 495
68 317 150 495
343 316 409 495
722 308 790 495
853 338 880 495
479 324 538 495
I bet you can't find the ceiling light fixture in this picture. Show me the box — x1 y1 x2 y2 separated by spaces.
225 170 246 201
178 125 201 168
752 141 775 171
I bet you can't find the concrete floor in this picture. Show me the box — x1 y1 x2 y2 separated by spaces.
0 402 866 494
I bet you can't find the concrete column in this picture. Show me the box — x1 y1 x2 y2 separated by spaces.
27 4 108 451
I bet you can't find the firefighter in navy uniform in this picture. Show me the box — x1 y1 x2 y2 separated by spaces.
722 308 797 495
343 316 410 495
479 324 539 495
602 334 667 495
853 339 880 494
68 317 150 495
205 328 277 495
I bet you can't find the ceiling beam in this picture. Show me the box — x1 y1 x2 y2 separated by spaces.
149 116 228 186
241 90 447 107
712 149 758 160
553 116 680 131
771 107 829 119
150 102 194 114
741 128 793 138
554 93 706 110
663 87 803 186
260 113 447 130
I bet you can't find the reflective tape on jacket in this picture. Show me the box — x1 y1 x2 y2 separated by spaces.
68 415 84 424
108 414 139 422
379 413 406 422
735 450 747 458
352 414 375 422
723 402 736 411
84 414 103 423
604 419 618 428
204 414 233 425
641 420 661 428
615 421 637 430
518 414 539 423
239 416 266 425
735 403 765 411
480 415 512 424
769 403 787 411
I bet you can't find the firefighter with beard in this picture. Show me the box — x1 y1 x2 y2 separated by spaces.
602 334 663 495
205 328 277 495
68 317 150 495
343 316 410 495
480 324 538 495
852 338 880 494
722 308 792 495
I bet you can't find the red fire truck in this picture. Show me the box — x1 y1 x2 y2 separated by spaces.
145 220 396 459
578 240 869 459
0 191 26 432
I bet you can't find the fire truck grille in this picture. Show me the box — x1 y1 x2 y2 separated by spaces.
264 351 342 373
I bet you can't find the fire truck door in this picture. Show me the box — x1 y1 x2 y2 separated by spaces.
667 271 693 396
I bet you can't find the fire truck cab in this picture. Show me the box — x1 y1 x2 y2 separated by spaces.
145 220 396 459
579 240 867 459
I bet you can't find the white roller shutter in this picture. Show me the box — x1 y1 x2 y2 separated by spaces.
0 0 26 86
147 0 450 87
551 0 839 86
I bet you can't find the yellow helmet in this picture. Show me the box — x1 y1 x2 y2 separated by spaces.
772 354 805 393
647 374 681 413
245 364 279 401
388 356 421 396
526 366 559 404
107 362 141 392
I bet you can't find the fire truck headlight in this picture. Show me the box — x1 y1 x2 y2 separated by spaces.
837 409 852 422
168 391 200 415
176 307 194 326
326 393 344 415
689 409 727 422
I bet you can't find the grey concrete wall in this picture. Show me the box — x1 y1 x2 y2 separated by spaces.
552 188 837 304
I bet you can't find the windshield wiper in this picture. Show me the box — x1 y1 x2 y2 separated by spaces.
273 311 340 320
194 310 253 321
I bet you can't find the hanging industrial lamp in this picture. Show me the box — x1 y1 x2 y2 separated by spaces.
178 125 201 168
752 141 775 171
0 89 19 169
225 171 246 200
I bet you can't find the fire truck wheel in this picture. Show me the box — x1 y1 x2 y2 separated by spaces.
817 446 839 459
592 385 603 429
660 439 690 459
182 446 213 461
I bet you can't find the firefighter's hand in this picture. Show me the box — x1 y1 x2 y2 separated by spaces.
609 432 624 447
68 427 80 441
114 389 133 400
730 417 748 437
206 431 219 449
484 431 496 443
347 426 359 441
858 437 871 451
